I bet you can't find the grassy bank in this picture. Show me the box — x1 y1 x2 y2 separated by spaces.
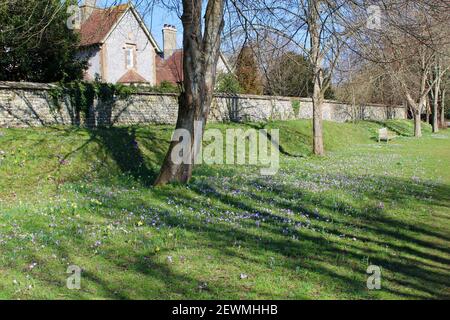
0 120 449 299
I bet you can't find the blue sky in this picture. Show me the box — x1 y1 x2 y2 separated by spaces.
94 0 184 48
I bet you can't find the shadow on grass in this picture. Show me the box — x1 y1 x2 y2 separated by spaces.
30 126 169 188
43 169 446 299
7 125 449 299
86 126 170 187
168 174 450 299
368 120 432 138
246 122 306 158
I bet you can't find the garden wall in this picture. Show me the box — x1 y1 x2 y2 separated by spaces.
0 82 406 128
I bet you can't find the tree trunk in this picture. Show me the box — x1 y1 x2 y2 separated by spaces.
154 99 198 185
432 89 439 133
309 0 325 156
312 77 324 155
441 89 446 128
404 92 425 138
154 0 225 186
413 109 422 137
432 64 441 133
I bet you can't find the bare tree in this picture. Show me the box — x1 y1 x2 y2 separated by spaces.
228 0 347 155
308 0 325 154
439 70 449 128
344 0 450 137
430 51 450 132
431 58 442 132
442 88 447 127
307 0 346 155
398 44 435 137
154 0 225 185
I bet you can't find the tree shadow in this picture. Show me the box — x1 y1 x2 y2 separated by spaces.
245 122 306 158
367 120 432 137
172 173 450 299
88 127 170 187
9 168 450 299
3 125 449 299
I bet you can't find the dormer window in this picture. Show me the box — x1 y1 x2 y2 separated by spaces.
125 45 136 69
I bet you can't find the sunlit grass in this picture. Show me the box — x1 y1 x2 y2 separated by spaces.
0 120 448 299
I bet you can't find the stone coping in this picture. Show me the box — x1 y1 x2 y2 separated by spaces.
0 81 405 109
0 81 57 90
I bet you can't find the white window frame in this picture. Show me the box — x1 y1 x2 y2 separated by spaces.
125 46 136 69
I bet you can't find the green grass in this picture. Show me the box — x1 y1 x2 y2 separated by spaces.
0 120 449 300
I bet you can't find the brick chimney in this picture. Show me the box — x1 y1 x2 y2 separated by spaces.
162 24 177 59
80 0 97 23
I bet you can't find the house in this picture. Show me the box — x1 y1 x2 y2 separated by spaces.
77 1 231 85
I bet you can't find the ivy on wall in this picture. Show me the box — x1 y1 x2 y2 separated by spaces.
292 100 301 116
49 81 137 118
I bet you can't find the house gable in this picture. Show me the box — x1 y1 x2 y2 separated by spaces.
79 4 161 84
105 9 156 84
80 5 128 47
80 4 161 53
100 6 161 54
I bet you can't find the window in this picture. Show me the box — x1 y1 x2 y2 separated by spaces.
125 46 135 69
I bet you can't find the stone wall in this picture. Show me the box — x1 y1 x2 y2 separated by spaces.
0 82 75 127
0 82 406 128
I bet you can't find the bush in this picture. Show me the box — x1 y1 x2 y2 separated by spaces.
134 81 181 94
0 0 87 82
235 46 263 95
215 73 242 94
154 81 181 94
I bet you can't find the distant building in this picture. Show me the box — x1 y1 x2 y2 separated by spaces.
76 1 231 85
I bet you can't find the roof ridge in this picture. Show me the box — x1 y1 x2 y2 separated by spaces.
92 3 130 11
79 4 130 47
107 3 130 11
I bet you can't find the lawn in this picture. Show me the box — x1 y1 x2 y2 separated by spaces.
0 120 449 299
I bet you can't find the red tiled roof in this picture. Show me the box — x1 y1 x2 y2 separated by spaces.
117 69 148 83
156 50 184 85
79 4 129 47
